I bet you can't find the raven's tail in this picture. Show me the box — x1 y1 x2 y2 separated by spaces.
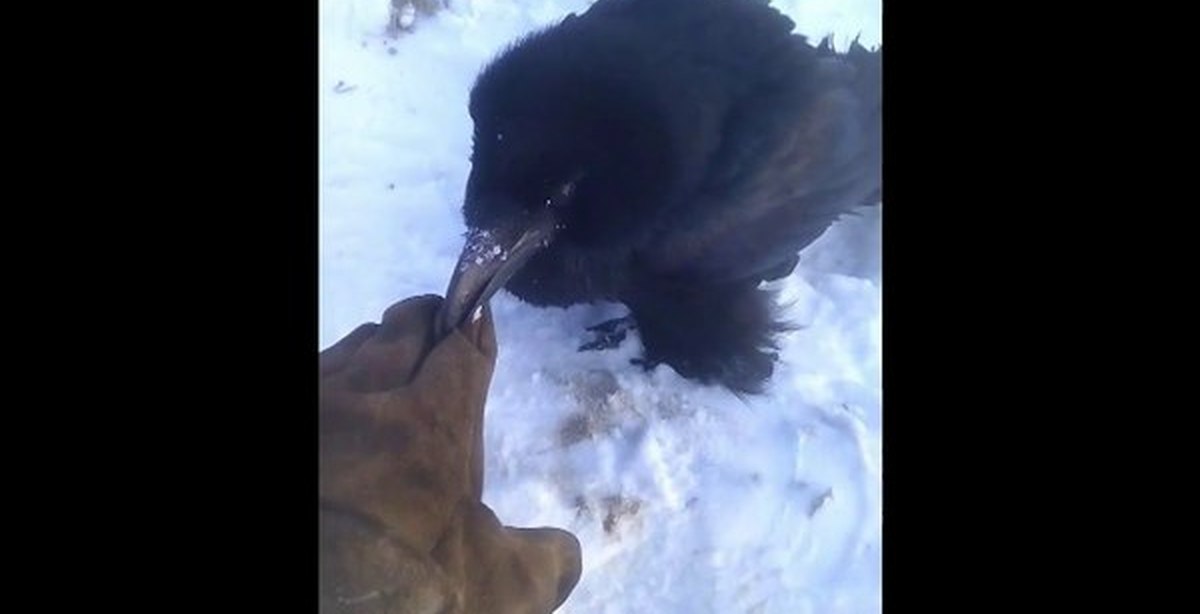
817 37 882 206
847 40 882 206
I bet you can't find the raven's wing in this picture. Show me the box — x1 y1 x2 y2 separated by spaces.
643 42 882 284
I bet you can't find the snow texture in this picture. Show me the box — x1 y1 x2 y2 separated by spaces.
320 1 882 612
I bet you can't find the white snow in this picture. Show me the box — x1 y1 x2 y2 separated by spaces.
319 1 882 612
459 228 507 269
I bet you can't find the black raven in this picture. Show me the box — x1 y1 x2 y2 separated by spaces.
438 0 881 393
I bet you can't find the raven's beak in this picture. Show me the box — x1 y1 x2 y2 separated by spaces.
437 211 558 337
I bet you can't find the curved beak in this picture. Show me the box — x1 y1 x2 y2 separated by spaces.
436 211 558 337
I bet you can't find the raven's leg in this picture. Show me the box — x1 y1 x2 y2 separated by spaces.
578 316 637 351
625 281 788 394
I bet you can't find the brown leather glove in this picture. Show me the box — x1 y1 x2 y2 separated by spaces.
320 295 581 613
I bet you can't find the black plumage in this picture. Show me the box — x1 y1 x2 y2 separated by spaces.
440 0 882 393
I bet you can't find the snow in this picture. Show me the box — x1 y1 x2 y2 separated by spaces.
319 1 882 612
460 228 506 269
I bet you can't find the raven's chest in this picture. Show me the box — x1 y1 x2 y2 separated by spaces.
503 243 633 307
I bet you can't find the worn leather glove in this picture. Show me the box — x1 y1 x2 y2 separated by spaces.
320 295 581 613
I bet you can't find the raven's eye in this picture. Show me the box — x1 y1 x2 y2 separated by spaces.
545 179 577 209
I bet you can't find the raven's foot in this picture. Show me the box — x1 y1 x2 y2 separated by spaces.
578 316 637 352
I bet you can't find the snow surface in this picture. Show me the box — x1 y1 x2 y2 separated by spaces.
319 1 882 612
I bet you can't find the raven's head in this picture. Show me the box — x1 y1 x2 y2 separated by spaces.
438 21 681 334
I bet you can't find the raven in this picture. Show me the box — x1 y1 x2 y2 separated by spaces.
438 0 881 393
